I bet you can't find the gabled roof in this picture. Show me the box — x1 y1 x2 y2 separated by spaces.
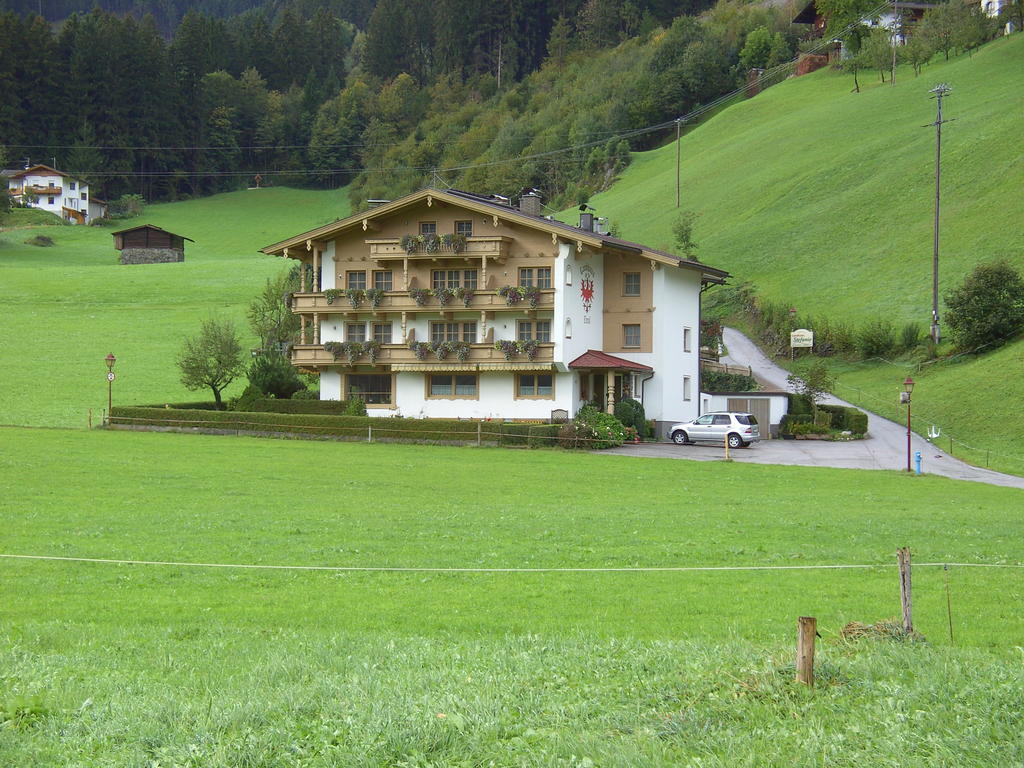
7 164 80 181
260 187 729 284
568 350 653 372
111 224 194 241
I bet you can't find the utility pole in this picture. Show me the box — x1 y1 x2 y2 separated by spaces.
927 84 953 345
890 3 899 86
675 119 682 208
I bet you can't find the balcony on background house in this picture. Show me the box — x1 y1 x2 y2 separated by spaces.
27 184 62 195
290 288 555 315
366 236 512 260
290 342 555 370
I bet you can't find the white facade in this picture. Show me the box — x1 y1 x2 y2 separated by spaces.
265 188 728 427
6 165 95 224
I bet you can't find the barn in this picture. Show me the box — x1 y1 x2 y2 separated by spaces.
113 225 193 264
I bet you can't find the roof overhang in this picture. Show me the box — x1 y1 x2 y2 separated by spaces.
568 350 653 372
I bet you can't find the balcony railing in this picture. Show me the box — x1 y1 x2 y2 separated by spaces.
366 236 511 259
291 342 555 368
291 288 555 314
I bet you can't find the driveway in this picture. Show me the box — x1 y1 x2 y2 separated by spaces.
605 328 1024 490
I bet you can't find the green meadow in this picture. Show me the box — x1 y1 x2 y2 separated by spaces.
2 427 1023 765
577 34 1024 473
2 36 1024 766
0 186 349 428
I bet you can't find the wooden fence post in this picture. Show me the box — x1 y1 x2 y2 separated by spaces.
797 616 816 686
897 547 912 633
368 425 372 443
477 422 482 447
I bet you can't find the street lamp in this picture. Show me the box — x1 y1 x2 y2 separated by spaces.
105 353 116 424
901 376 915 472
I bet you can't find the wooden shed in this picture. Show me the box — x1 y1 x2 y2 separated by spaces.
113 225 194 264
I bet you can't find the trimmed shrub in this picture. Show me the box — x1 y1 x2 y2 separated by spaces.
248 352 305 399
139 401 222 410
819 404 868 434
344 397 367 416
495 423 561 448
291 389 319 400
780 413 812 435
613 398 646 435
787 393 813 415
702 370 759 392
229 384 264 412
245 398 353 415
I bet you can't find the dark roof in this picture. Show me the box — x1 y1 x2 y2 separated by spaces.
568 350 653 372
7 163 82 182
110 224 194 241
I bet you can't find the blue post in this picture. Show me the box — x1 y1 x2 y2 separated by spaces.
914 450 923 475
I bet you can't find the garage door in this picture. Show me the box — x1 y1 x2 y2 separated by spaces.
727 398 772 439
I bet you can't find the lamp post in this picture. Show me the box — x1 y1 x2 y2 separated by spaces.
105 353 116 424
901 376 914 472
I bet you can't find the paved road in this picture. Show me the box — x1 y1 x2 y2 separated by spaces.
606 327 1024 490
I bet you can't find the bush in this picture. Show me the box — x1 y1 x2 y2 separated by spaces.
247 352 305 399
291 389 319 400
856 320 897 359
229 384 264 412
818 404 868 434
344 397 367 416
558 406 626 449
613 398 646 436
944 260 1024 352
702 371 759 392
107 194 145 219
899 322 924 352
780 413 813 435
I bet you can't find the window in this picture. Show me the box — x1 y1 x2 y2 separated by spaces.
683 327 692 353
432 269 477 289
373 270 393 291
623 272 641 296
564 318 573 339
428 374 478 398
683 376 692 401
712 414 731 426
516 373 554 398
346 271 366 290
517 320 551 342
346 323 366 342
520 267 552 288
431 322 476 342
455 220 473 237
623 324 641 348
48 196 55 205
419 221 436 235
346 374 392 405
70 182 76 190
80 192 86 200
372 323 392 344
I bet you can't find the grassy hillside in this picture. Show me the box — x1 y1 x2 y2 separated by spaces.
0 187 350 427
2 427 1023 764
576 35 1024 472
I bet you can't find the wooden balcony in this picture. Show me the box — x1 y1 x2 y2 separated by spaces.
366 236 511 260
290 288 555 315
291 342 555 370
26 185 62 195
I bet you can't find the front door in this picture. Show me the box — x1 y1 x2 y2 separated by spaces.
592 373 606 410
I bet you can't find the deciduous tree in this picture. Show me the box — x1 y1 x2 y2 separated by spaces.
177 317 246 408
944 261 1024 352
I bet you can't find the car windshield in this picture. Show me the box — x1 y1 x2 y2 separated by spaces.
736 414 757 425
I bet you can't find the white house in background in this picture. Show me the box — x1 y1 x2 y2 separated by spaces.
3 163 106 224
980 0 1017 32
260 187 730 430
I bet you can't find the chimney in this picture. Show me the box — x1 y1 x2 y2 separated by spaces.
578 203 596 232
518 190 542 217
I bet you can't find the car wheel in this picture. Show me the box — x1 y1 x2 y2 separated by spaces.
727 433 744 449
672 430 689 445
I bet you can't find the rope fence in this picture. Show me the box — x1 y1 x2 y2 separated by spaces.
1 553 1020 574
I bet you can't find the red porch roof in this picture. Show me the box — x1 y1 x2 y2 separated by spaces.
568 349 653 372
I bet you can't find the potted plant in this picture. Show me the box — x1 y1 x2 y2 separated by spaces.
409 288 429 306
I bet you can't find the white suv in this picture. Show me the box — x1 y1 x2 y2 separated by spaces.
668 412 761 448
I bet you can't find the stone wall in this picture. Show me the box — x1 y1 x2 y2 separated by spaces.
119 247 185 265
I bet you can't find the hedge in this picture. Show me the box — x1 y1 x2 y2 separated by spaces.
110 407 565 446
779 413 813 435
819 404 868 434
139 401 223 411
492 423 561 448
244 398 356 415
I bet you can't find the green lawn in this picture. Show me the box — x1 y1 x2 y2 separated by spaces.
2 426 1022 764
573 34 1024 474
0 187 349 427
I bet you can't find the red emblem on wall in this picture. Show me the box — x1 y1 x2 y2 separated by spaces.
580 265 595 313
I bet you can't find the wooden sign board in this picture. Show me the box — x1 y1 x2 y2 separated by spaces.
790 329 814 348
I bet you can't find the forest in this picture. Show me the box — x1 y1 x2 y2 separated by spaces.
0 0 805 209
